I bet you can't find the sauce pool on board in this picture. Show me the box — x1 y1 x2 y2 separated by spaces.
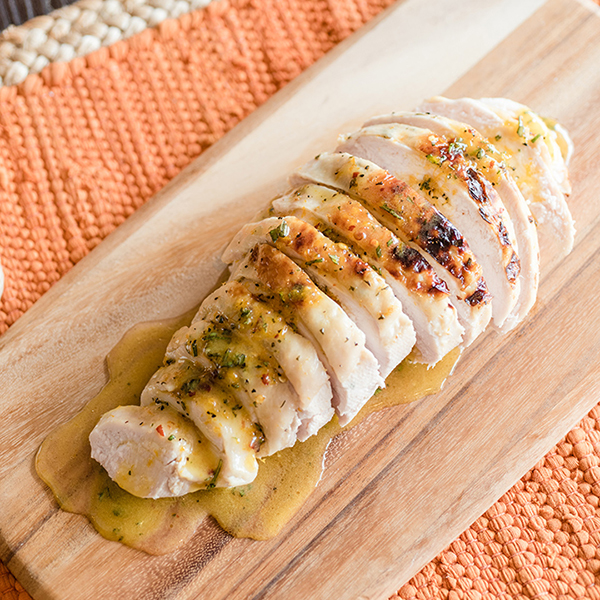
36 308 460 555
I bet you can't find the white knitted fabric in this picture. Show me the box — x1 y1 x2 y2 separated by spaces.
0 0 214 87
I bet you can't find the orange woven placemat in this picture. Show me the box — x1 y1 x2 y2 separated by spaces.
0 0 599 598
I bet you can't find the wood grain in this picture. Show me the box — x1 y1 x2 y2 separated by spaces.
1 0 598 598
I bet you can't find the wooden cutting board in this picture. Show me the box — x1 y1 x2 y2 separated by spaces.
2 0 600 598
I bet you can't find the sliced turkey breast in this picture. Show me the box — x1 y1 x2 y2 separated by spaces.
90 404 221 498
223 216 415 376
337 123 521 329
417 96 575 265
292 152 492 345
229 244 384 426
365 112 539 330
194 280 334 442
140 361 261 486
271 185 463 362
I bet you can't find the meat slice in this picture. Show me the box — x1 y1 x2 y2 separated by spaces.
223 216 415 376
193 280 334 442
229 244 384 426
365 112 539 330
417 96 575 266
271 185 463 362
293 152 492 346
160 307 303 457
337 123 521 330
140 360 262 486
479 98 571 195
90 404 222 498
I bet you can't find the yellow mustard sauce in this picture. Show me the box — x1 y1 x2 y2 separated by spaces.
36 307 460 555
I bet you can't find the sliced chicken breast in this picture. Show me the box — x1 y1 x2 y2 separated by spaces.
141 361 261 486
223 216 415 376
292 152 492 345
417 96 575 266
365 112 539 330
90 404 221 498
271 185 463 362
161 310 303 457
337 123 520 329
194 280 334 442
229 244 384 426
480 98 571 195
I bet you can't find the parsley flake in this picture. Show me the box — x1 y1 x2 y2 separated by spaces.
269 220 290 242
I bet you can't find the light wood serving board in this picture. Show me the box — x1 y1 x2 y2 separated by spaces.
2 0 600 598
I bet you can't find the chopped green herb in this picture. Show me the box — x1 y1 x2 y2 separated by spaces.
531 133 542 143
329 254 340 265
240 307 253 325
516 116 524 137
387 238 394 247
375 245 382 258
205 330 230 341
426 153 445 166
269 220 290 242
382 203 402 219
221 350 246 368
168 434 176 441
419 177 432 191
206 460 223 490
495 134 502 141
476 147 485 159
181 378 201 396
305 257 324 266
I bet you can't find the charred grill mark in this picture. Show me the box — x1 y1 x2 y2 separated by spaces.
423 142 512 254
497 221 511 246
466 168 515 249
350 169 480 289
465 278 491 306
391 247 451 294
478 207 493 224
306 191 453 300
431 278 450 295
417 213 464 259
388 244 450 294
391 244 423 271
465 167 489 205
506 251 521 283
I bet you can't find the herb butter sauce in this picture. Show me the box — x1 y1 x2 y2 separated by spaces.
36 309 459 555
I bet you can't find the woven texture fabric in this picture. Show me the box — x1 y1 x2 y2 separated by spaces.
0 0 599 599
0 0 214 87
0 0 76 32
